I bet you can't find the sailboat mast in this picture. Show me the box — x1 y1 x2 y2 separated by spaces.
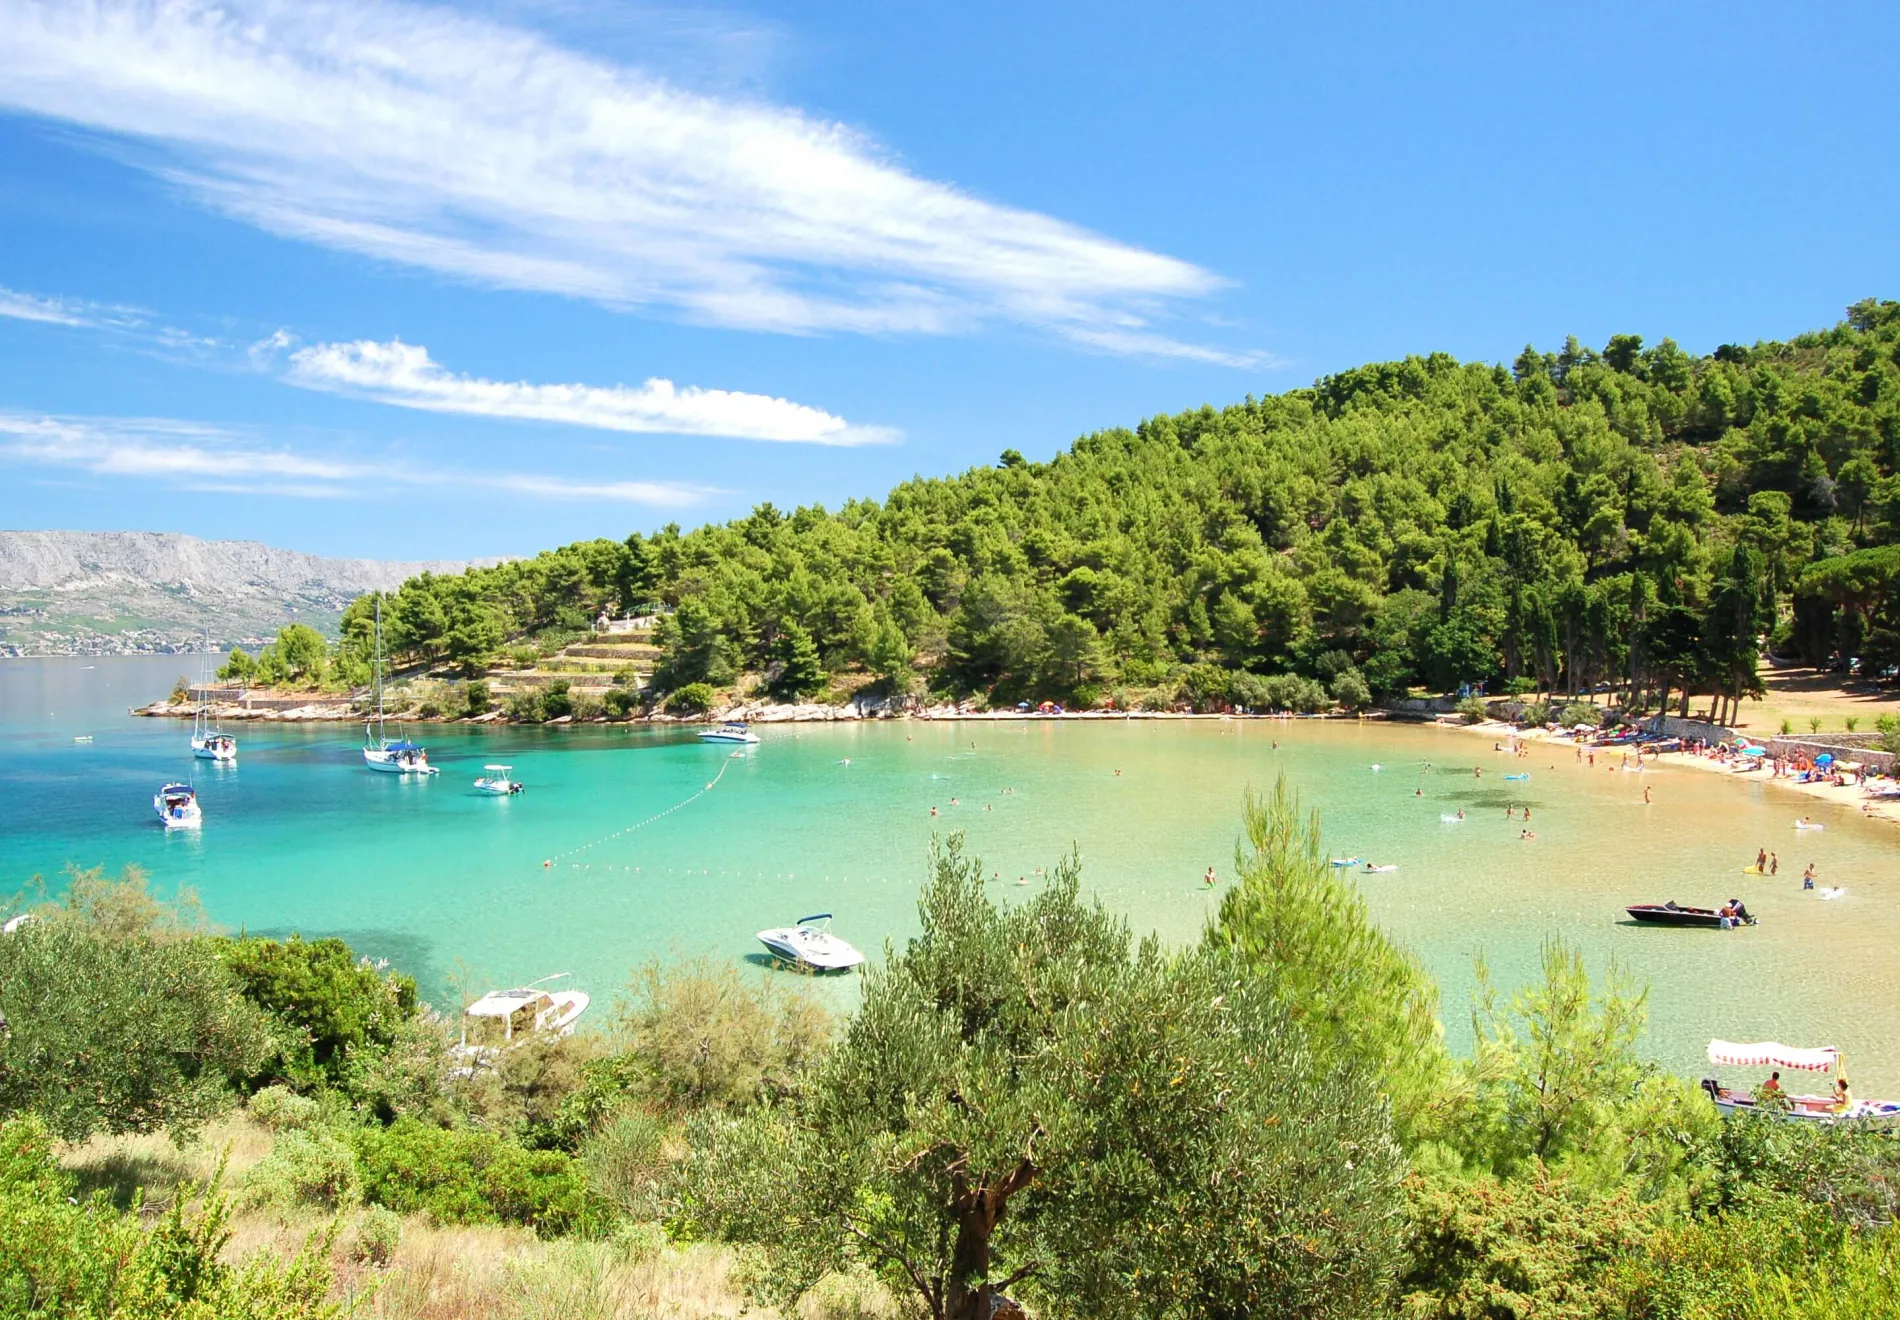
374 596 386 742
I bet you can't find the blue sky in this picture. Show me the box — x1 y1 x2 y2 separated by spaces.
0 0 1895 560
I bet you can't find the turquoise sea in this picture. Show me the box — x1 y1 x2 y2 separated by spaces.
5 656 1899 1090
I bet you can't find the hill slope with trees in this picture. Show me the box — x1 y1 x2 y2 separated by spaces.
324 300 1900 716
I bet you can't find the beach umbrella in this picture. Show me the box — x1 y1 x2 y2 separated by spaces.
1740 746 1768 756
1816 753 1834 765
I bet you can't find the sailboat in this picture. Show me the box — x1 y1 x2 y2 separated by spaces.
363 597 438 776
190 631 238 762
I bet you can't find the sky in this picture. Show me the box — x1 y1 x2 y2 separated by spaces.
0 0 1895 561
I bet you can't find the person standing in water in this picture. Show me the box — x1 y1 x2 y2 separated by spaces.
1203 866 1217 888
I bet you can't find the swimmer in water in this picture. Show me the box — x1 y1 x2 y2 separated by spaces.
1204 866 1217 887
1456 809 1465 820
1415 787 1423 796
1520 829 1536 840
1643 785 1651 804
930 806 939 817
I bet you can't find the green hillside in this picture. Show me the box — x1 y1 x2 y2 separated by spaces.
331 300 1899 715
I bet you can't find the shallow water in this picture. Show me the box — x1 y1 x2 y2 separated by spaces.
4 656 1898 1090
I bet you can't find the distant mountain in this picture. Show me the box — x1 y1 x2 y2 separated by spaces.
0 531 494 656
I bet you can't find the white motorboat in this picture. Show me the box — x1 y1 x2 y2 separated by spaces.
153 782 202 829
757 913 865 971
363 598 438 775
455 975 590 1061
699 722 760 745
190 633 238 762
474 764 523 795
1701 1039 1900 1124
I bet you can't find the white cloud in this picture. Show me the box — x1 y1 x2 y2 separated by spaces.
0 0 1246 359
284 338 895 445
0 284 90 327
0 411 709 506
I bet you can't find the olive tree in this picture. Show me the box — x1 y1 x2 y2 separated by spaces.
683 839 1405 1320
0 920 273 1141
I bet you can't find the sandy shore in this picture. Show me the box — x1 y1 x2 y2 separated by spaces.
1455 717 1900 829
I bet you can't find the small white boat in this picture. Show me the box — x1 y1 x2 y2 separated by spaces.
1702 1039 1900 1124
699 722 760 745
2 913 39 934
153 782 201 829
757 913 865 971
455 975 590 1061
474 764 523 795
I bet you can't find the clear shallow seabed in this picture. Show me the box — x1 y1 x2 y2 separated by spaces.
4 656 1898 1090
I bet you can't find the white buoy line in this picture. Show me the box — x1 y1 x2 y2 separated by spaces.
542 753 740 870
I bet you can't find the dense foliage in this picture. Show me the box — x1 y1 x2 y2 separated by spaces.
685 839 1406 1320
219 935 419 1096
319 301 1900 713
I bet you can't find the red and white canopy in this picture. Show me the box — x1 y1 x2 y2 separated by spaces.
1707 1040 1839 1072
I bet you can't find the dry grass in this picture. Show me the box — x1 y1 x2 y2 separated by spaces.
59 1111 276 1212
59 1115 912 1320
1731 664 1900 735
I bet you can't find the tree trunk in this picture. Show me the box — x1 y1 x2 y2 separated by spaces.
944 1157 1037 1320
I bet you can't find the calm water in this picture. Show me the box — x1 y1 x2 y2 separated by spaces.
4 656 1898 1089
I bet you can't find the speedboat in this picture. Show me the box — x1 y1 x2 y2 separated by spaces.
1702 1040 1900 1124
699 722 760 745
757 913 865 971
153 783 202 829
1626 902 1755 928
455 976 590 1062
474 764 523 795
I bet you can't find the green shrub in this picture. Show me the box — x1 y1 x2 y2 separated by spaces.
1557 702 1602 728
1878 713 1900 755
1518 700 1551 726
580 1109 673 1221
0 918 272 1142
1398 1168 1662 1318
220 933 419 1095
603 687 640 718
1457 695 1489 724
665 682 715 715
0 1116 343 1317
506 689 545 722
464 679 492 716
350 1204 403 1267
1500 676 1538 696
1331 668 1373 711
351 1119 598 1235
614 956 831 1113
417 701 443 719
540 680 573 721
568 691 604 722
248 1084 320 1131
245 1129 360 1210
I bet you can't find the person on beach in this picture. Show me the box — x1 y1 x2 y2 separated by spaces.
1524 806 1532 822
1756 847 1768 871
1802 863 1816 889
1770 853 1778 875
1643 785 1652 804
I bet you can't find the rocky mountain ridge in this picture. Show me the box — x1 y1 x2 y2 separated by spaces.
0 530 493 655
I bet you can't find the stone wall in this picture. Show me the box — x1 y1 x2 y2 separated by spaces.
1643 714 1736 743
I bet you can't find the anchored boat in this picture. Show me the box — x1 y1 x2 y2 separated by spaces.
456 975 590 1060
474 764 524 795
699 722 760 745
362 598 437 775
757 913 865 971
